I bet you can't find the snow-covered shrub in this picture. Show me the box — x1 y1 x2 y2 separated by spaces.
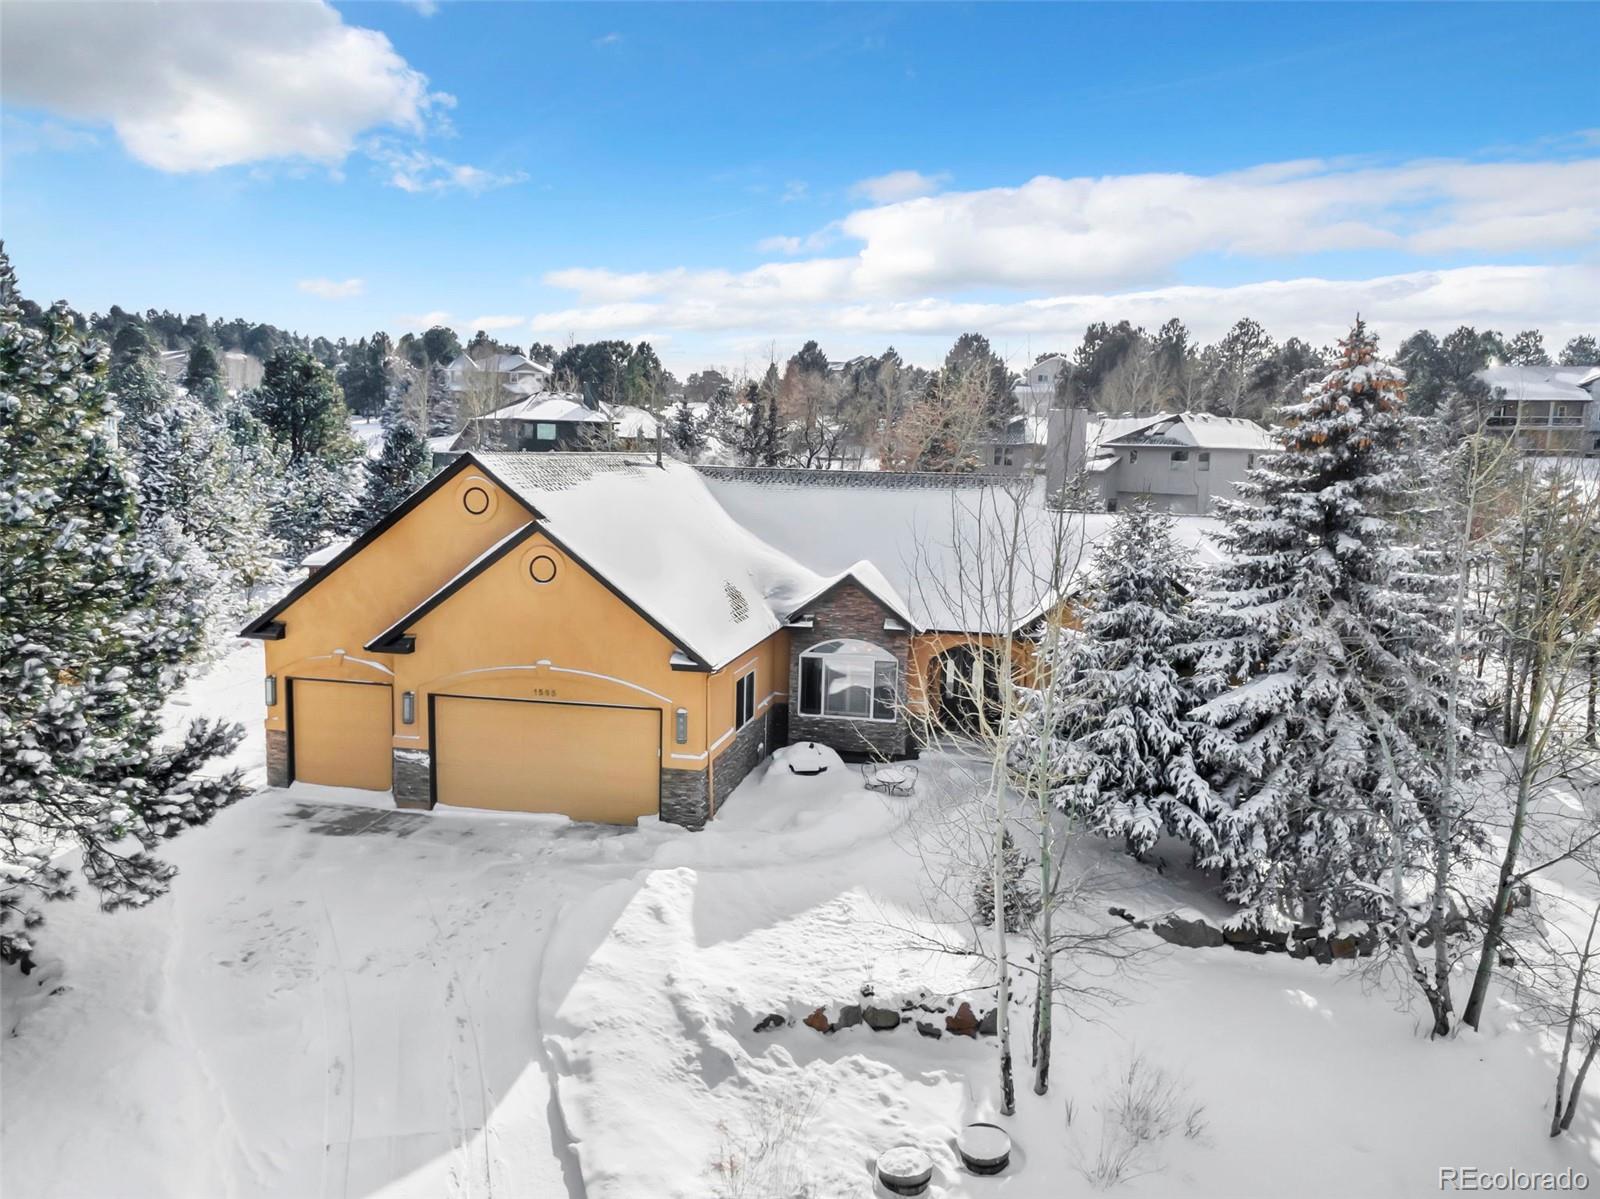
708 1082 824 1199
971 829 1041 933
1077 1052 1206 1189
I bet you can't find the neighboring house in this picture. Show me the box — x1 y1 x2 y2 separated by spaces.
1474 365 1600 456
443 352 553 399
158 349 264 393
975 412 1044 475
446 393 614 454
1045 411 1275 514
242 454 1218 829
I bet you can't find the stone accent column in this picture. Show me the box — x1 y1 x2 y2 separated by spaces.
660 768 709 830
266 728 290 788
393 749 434 810
710 711 772 816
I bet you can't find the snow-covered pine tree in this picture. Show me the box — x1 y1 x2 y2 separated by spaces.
1191 319 1455 932
0 249 249 971
365 418 432 517
425 363 458 438
270 453 365 562
1058 503 1221 862
971 829 1042 933
667 399 704 459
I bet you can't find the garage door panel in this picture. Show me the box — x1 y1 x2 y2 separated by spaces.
292 679 393 791
433 696 659 824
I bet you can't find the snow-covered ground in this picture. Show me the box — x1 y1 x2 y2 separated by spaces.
352 418 385 457
4 645 1599 1197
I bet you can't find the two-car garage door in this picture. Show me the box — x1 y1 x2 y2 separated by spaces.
433 695 660 824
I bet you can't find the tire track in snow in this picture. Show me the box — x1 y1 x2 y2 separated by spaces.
318 901 357 1199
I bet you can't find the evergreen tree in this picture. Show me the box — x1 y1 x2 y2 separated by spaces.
971 830 1041 933
365 419 432 517
270 455 364 561
1559 335 1599 366
667 399 704 459
1191 320 1456 930
1055 504 1221 861
182 342 223 397
1505 330 1550 367
760 364 783 466
0 249 249 971
736 381 765 466
251 348 351 463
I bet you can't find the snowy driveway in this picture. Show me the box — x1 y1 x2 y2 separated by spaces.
1 784 655 1199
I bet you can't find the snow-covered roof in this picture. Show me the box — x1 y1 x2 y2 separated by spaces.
477 394 611 424
471 453 821 669
603 403 662 439
1578 366 1600 390
698 468 1218 633
1475 365 1598 405
1096 412 1276 452
300 538 353 569
783 560 919 630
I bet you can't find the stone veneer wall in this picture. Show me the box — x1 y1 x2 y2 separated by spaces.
660 768 710 831
266 729 290 788
786 580 910 759
392 749 434 810
711 706 774 816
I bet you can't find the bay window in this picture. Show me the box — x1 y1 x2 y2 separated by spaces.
798 639 897 721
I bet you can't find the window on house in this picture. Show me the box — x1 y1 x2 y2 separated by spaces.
1247 454 1256 469
1171 450 1189 467
798 639 897 721
735 670 756 729
535 422 557 441
1129 450 1139 464
1198 451 1211 471
993 446 1004 466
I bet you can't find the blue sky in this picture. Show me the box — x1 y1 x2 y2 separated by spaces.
2 1 1596 374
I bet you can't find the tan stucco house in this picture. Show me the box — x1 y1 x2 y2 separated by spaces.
242 454 1218 828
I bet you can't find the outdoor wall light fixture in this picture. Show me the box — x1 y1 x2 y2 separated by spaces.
675 708 689 744
402 691 417 725
264 676 277 707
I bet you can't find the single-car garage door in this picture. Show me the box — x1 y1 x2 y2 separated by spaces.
433 695 660 824
291 678 393 791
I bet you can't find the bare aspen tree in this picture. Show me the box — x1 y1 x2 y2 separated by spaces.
1463 460 1600 1029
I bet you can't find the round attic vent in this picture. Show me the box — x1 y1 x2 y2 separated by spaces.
529 554 558 584
462 486 490 515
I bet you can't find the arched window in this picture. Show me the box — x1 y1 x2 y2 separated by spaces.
798 639 897 721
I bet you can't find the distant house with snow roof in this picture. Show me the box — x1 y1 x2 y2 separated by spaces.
443 351 553 401
1473 364 1600 457
445 392 615 455
1045 411 1276 514
242 452 1221 830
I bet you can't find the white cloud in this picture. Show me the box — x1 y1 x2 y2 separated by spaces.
533 150 1600 363
373 145 527 194
403 0 441 15
851 169 948 203
531 263 1600 367
468 314 528 331
398 310 454 330
298 277 365 299
593 32 623 47
0 0 451 173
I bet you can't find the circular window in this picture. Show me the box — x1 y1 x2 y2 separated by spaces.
528 554 558 584
462 486 490 515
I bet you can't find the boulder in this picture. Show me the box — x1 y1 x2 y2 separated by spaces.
753 1013 785 1033
860 982 876 998
1329 934 1360 959
945 1002 979 1038
1312 939 1335 966
836 1004 863 1031
864 1006 902 1031
978 1008 998 1036
915 1020 942 1040
1108 905 1138 923
1151 915 1226 949
1222 925 1258 947
1292 925 1320 942
803 1007 832 1033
